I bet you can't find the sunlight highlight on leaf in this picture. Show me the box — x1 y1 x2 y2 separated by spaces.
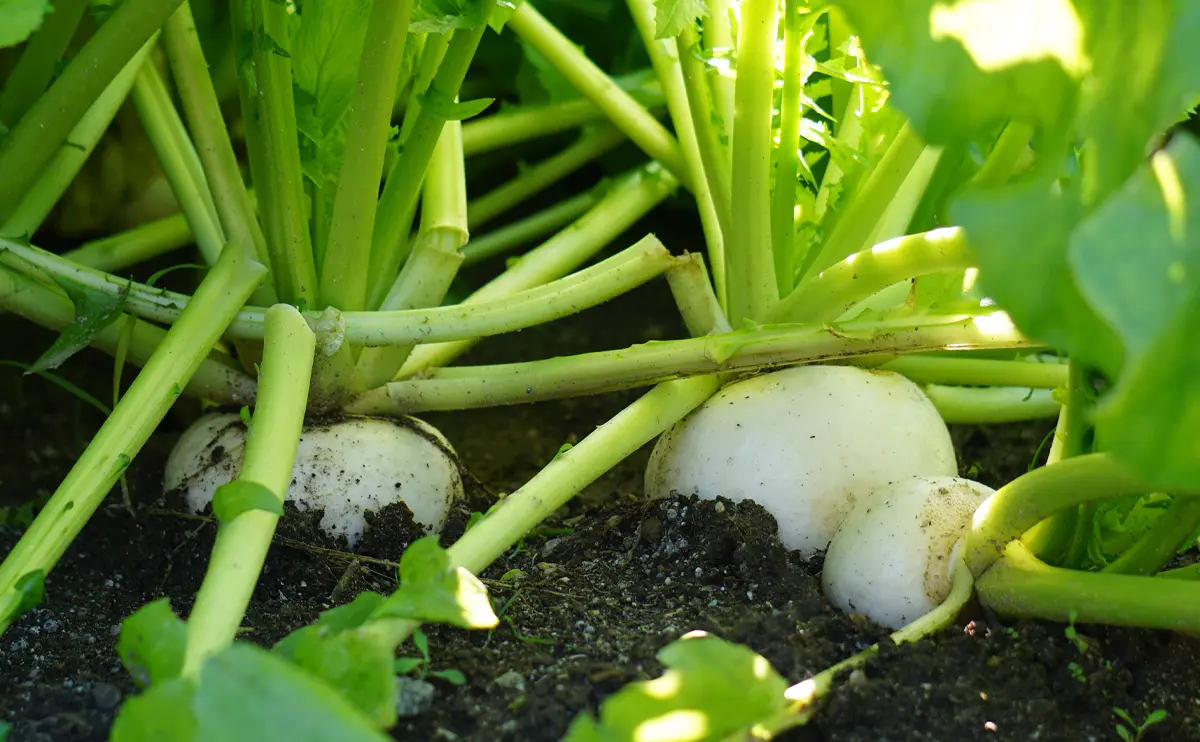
929 0 1088 77
633 710 709 741
1151 148 1187 246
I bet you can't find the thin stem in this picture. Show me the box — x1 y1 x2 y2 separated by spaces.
369 18 492 308
770 227 973 324
130 63 225 265
348 314 1034 414
625 0 725 305
922 385 1060 424
727 0 779 324
0 0 186 223
772 0 806 297
966 454 1159 576
64 213 192 272
800 124 927 280
0 0 90 128
703 0 735 148
0 245 266 636
182 304 314 675
250 0 318 306
880 355 1067 389
506 2 689 183
971 121 1035 188
318 0 415 312
462 190 600 266
459 72 663 157
2 40 154 239
395 32 451 144
0 265 255 404
398 164 677 376
163 2 269 270
1101 497 1200 576
466 125 625 229
975 541 1200 632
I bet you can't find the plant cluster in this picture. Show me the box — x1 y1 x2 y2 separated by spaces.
1 0 1199 739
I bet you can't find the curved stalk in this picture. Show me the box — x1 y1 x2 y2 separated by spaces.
462 190 600 265
880 355 1067 389
923 385 1060 424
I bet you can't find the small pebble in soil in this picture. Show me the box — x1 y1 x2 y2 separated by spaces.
395 676 436 718
90 682 122 711
494 670 526 693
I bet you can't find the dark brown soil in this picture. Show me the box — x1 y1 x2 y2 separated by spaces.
3 262 1199 742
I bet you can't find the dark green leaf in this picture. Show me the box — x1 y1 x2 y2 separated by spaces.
563 632 788 741
3 569 45 624
28 279 130 374
836 0 1081 144
430 668 466 685
315 592 388 632
211 480 283 523
117 599 188 689
291 0 371 136
375 536 498 629
416 90 496 121
195 643 390 741
109 677 198 742
392 657 425 674
411 0 487 33
653 0 707 39
0 719 11 741
1069 134 1200 488
0 0 52 49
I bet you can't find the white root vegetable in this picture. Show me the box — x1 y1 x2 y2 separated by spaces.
164 412 462 547
822 476 996 629
644 364 956 557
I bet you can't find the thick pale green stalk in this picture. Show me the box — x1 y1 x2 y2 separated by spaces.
182 305 314 676
507 2 689 183
770 227 972 323
966 454 1157 576
357 123 468 388
131 64 225 265
867 144 943 246
923 385 1059 424
0 0 90 128
349 314 1034 414
319 0 415 312
727 0 779 325
0 0 186 222
62 213 191 272
397 165 677 376
879 355 1067 389
459 73 664 156
666 254 733 337
976 541 1200 631
163 2 269 270
0 246 266 636
251 0 318 306
625 0 725 303
462 190 600 266
971 121 1035 188
0 266 255 404
800 124 927 279
703 0 735 148
2 40 154 239
772 0 806 296
467 125 625 229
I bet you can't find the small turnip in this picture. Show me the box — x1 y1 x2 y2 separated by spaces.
164 412 462 547
644 365 957 557
822 476 995 629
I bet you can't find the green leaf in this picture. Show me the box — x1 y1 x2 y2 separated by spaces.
110 677 198 742
412 0 487 33
211 480 283 523
0 0 52 49
563 632 788 741
430 668 466 686
28 278 130 374
392 657 425 675
274 625 398 729
1069 134 1200 488
314 591 388 632
0 719 11 741
117 599 188 689
653 0 707 39
416 90 495 121
375 536 499 629
836 0 1082 144
2 569 45 624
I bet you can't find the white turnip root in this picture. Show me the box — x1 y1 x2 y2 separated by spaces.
164 412 462 547
644 364 956 557
822 476 995 628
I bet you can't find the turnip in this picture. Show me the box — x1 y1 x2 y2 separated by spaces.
164 412 462 547
822 476 996 629
644 364 957 557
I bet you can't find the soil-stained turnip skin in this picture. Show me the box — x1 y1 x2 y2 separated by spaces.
644 365 956 558
822 476 996 629
164 412 462 546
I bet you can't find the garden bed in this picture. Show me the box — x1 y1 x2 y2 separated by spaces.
2 279 1198 742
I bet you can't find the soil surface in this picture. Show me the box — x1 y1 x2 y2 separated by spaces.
3 239 1199 742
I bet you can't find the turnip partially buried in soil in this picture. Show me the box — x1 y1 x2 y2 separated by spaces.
164 412 463 547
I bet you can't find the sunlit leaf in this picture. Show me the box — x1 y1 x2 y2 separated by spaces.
0 0 52 49
653 0 708 39
375 536 499 629
412 0 488 33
